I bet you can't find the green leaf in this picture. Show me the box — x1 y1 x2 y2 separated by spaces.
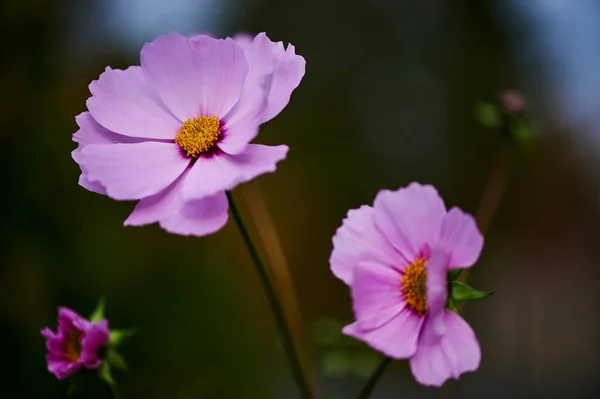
447 268 463 281
321 350 351 377
450 281 493 303
475 102 501 128
89 297 105 323
510 118 535 149
446 298 459 314
109 328 138 347
105 349 128 371
98 362 115 388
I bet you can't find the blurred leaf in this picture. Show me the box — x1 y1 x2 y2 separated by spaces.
475 102 501 128
350 352 381 378
89 297 105 323
105 349 127 371
310 317 344 346
322 350 351 377
98 362 115 388
447 268 463 281
109 328 137 347
450 281 493 303
510 118 535 149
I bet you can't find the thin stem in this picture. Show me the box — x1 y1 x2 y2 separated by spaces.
356 357 391 399
227 191 314 399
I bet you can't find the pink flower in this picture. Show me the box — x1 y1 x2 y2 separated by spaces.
330 183 484 386
72 32 305 236
41 307 109 380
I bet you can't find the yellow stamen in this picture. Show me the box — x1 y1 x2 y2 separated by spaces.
401 257 428 315
175 116 221 158
64 330 82 362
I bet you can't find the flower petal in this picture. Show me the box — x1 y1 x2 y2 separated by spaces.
261 42 306 123
343 308 424 359
410 311 481 387
350 261 405 330
330 205 408 285
45 355 82 380
373 183 446 261
87 66 180 139
440 207 484 269
40 328 65 356
141 32 248 121
80 320 109 369
124 172 229 237
182 144 288 201
426 248 450 336
79 142 189 200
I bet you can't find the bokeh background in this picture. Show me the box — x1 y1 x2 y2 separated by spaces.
2 0 600 398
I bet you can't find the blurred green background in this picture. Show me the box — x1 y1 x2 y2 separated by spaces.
3 0 600 398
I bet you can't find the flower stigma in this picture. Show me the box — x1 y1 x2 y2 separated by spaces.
175 116 221 158
64 330 83 362
401 257 428 315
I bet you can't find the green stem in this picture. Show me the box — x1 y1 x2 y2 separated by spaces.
356 357 391 399
227 191 314 399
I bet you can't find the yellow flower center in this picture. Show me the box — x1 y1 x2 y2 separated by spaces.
401 257 428 315
64 330 82 362
175 116 221 158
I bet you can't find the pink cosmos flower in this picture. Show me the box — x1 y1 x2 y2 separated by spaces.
330 183 484 386
41 307 109 380
72 32 305 236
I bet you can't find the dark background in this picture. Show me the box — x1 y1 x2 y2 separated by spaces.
2 0 600 398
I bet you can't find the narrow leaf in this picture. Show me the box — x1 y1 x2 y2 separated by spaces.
447 268 463 281
109 328 138 347
451 281 493 303
106 349 128 371
89 297 105 323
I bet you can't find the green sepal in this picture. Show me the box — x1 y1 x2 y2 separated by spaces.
109 328 138 347
446 298 459 314
450 281 493 303
447 268 463 282
475 102 501 128
98 362 115 388
89 297 105 323
105 349 128 371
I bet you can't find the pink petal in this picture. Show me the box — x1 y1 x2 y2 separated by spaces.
182 144 288 200
261 42 306 123
124 171 229 237
87 66 180 139
41 327 65 356
45 355 82 380
343 309 424 359
373 183 446 261
410 311 481 387
426 248 450 336
350 261 405 330
81 320 109 369
72 112 143 195
141 32 248 121
440 207 484 269
79 142 189 201
330 205 408 285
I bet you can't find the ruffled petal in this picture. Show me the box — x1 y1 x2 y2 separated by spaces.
373 183 446 261
410 311 481 387
80 320 109 369
182 144 288 201
330 205 408 285
87 66 180 139
45 355 82 380
425 248 450 336
124 171 229 237
40 328 65 357
79 142 189 201
439 207 484 269
141 32 248 121
343 308 424 359
350 261 405 330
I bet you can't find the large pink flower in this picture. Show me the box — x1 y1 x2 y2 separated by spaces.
72 32 305 236
330 183 484 386
41 307 109 380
